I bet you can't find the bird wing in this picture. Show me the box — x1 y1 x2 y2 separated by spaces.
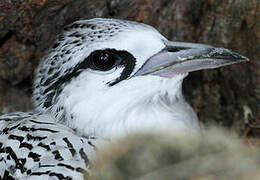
0 112 97 180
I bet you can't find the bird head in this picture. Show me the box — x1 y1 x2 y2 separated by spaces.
33 18 248 139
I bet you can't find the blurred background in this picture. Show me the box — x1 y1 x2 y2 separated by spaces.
0 0 259 137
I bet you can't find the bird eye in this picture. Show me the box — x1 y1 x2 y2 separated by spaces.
90 50 121 71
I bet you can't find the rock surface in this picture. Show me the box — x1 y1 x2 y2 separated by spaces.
0 0 259 135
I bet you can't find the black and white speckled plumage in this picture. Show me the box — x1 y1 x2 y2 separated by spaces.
0 112 96 180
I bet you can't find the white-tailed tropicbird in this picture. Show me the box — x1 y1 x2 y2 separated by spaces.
0 18 248 179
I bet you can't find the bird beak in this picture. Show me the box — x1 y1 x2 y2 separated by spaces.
134 40 249 77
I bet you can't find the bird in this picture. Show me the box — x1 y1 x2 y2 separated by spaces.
0 18 248 179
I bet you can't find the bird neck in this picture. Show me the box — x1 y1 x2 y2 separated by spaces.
94 94 200 140
45 75 200 140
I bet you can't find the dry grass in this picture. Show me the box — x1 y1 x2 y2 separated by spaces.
243 118 260 147
90 128 260 180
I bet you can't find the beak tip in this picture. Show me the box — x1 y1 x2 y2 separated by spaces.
244 56 250 62
237 54 250 63
220 48 250 63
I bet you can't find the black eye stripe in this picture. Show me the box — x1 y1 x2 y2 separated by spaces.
108 50 136 86
42 49 136 108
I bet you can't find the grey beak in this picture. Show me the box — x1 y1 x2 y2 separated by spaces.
134 40 249 77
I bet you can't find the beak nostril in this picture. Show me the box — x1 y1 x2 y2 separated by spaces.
166 47 190 53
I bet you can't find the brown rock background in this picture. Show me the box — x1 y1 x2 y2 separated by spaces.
0 0 259 136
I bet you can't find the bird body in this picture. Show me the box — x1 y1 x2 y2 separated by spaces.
0 112 97 179
0 18 248 179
